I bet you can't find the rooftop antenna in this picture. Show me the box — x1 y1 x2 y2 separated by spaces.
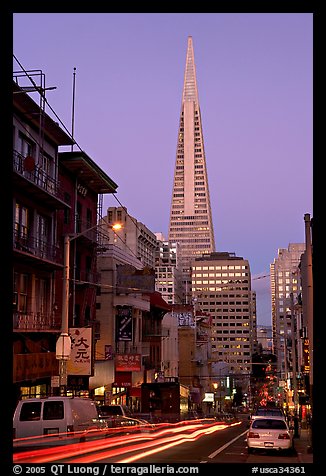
71 67 77 151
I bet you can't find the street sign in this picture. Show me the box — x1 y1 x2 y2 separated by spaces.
51 376 60 388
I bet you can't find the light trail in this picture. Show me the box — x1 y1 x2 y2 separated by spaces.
13 421 208 463
118 423 231 463
72 422 235 463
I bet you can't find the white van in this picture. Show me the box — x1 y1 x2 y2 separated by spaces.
13 396 103 441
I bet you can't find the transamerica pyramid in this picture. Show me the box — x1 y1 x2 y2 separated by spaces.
168 36 216 301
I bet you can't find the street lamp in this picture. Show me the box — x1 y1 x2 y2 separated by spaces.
56 234 72 394
55 220 114 394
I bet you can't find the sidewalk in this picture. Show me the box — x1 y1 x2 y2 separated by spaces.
294 428 313 463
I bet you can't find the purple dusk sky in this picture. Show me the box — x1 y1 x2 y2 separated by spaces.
13 13 313 327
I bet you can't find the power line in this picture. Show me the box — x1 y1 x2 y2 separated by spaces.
13 56 155 267
252 274 270 280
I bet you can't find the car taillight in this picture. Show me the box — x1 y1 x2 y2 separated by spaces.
278 433 290 439
248 432 260 438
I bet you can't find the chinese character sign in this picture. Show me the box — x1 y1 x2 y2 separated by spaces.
115 354 141 372
67 327 92 375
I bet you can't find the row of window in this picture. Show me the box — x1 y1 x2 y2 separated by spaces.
193 277 248 283
194 287 249 292
214 321 250 326
213 330 250 336
194 265 248 270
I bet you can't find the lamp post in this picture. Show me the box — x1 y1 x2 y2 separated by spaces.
55 220 114 395
56 234 72 395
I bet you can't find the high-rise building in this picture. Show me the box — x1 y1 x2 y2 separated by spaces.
191 252 257 379
168 36 215 299
270 243 305 379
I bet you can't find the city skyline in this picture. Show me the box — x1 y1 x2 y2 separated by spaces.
12 13 313 326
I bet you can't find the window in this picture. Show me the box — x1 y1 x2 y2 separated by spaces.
252 419 287 430
20 402 42 421
36 214 49 253
43 401 64 420
35 278 49 316
14 273 29 313
15 203 30 239
18 132 35 158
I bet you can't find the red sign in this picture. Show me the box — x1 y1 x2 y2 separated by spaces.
114 371 132 387
115 354 141 372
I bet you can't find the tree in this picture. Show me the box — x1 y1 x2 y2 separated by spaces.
251 352 266 380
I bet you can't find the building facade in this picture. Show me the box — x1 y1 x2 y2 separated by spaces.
168 36 215 299
270 243 305 380
154 233 183 305
13 77 73 404
13 73 118 404
191 252 257 398
93 212 171 410
101 206 157 269
174 304 212 413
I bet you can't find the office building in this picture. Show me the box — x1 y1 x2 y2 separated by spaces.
270 243 305 380
191 252 257 380
168 36 215 299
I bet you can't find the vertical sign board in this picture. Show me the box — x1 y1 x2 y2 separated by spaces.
67 327 92 375
116 306 133 341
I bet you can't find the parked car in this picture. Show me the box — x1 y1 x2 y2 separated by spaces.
246 416 294 454
97 404 136 428
13 396 104 441
97 404 133 418
250 406 286 422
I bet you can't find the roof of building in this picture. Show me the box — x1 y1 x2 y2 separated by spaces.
59 151 118 194
147 291 172 311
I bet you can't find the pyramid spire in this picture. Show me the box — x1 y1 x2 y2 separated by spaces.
168 36 215 301
182 36 199 103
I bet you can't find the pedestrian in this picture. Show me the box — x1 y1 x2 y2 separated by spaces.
293 413 300 438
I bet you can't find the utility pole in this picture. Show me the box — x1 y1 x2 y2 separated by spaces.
290 292 298 413
56 234 72 395
55 221 115 395
304 214 313 409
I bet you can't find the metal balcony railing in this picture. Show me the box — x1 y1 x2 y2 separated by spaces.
13 229 63 263
13 311 61 331
13 150 68 203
